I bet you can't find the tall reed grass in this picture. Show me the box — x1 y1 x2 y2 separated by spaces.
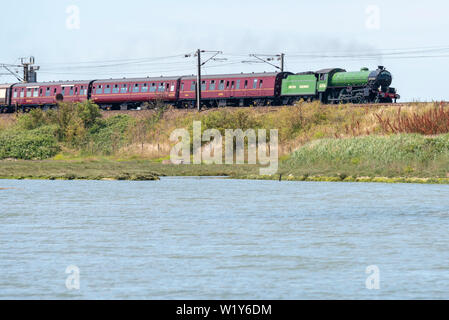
376 103 449 135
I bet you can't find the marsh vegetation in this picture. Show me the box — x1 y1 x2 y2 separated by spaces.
1 101 449 182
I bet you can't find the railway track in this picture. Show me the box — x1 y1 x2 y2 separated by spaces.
101 101 447 113
0 102 447 118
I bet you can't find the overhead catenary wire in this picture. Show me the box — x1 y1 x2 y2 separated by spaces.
2 45 449 82
37 54 187 66
38 48 449 73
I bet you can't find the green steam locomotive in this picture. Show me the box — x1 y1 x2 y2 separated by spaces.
281 66 400 104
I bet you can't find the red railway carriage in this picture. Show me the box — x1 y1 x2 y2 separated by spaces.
178 72 291 107
90 77 180 109
10 80 91 108
0 84 14 113
0 84 12 106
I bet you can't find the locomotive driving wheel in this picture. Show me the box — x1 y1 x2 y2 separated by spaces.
338 89 349 104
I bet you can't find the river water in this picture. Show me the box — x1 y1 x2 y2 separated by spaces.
1 178 449 299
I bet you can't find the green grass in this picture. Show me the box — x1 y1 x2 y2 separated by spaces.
280 134 449 179
0 159 260 181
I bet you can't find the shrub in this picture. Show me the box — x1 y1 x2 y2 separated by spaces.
77 100 102 128
17 109 47 130
0 126 60 160
44 101 102 145
201 109 261 134
87 114 135 155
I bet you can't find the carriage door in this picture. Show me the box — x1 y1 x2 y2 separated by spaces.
0 88 6 105
229 79 236 98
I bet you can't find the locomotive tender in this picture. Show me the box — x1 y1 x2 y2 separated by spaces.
0 66 399 112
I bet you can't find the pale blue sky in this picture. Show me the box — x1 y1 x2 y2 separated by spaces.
1 0 449 101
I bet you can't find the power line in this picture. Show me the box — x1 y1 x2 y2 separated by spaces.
38 54 186 66
40 61 197 72
17 45 449 73
288 47 449 59
245 53 285 72
4 45 449 83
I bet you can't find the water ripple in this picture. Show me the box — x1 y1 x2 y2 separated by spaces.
1 178 449 299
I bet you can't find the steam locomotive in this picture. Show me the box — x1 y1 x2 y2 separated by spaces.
0 66 399 112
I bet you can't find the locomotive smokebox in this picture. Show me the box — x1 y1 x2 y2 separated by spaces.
369 68 392 88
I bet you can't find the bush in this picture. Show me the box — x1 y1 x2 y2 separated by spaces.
201 109 261 134
77 100 102 128
87 114 135 155
44 101 102 146
0 126 60 160
4 102 103 156
17 109 47 130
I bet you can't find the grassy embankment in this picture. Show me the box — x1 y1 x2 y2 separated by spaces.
1 101 449 183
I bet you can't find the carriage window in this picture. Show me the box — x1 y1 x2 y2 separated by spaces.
190 82 196 91
231 81 235 89
244 80 248 89
253 79 258 89
13 90 17 98
120 84 127 93
33 88 39 97
236 80 240 89
170 84 175 92
69 87 74 96
150 83 157 93
27 88 32 97
226 81 230 89
259 80 263 88
201 81 207 91
54 88 57 95
104 85 111 94
96 85 103 94
40 89 43 96
209 80 216 91
166 83 170 91
75 87 78 94
62 88 66 96
158 83 165 92
218 80 225 90
181 83 184 91
112 85 119 94
141 84 148 93
133 84 140 93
